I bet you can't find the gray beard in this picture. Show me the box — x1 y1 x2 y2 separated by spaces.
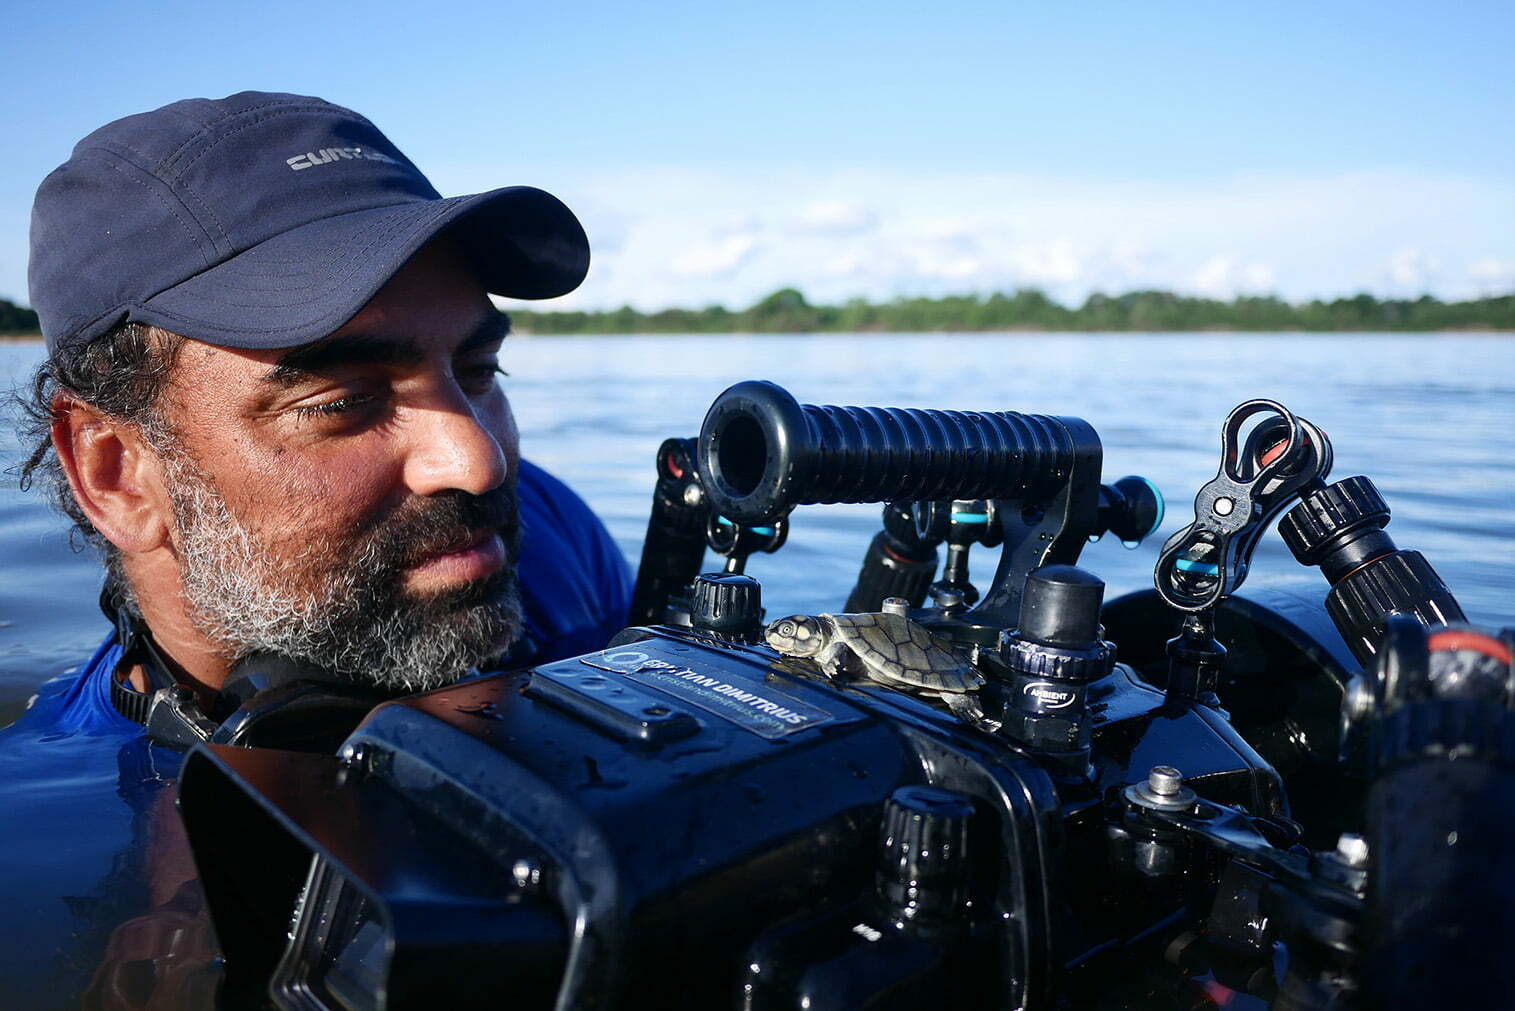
162 452 523 693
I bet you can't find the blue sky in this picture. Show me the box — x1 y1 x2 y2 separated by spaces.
3 0 1512 310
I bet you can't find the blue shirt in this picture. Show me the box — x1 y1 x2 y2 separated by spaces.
0 460 631 1004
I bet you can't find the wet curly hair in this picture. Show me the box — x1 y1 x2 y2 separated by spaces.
14 323 186 615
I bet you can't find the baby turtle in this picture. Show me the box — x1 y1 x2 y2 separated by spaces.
765 611 984 694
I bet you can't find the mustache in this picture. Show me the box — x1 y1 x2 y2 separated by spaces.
358 487 521 572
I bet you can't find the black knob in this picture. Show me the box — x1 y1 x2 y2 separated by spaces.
998 566 1115 761
1328 552 1467 665
876 785 974 928
690 572 762 641
1280 476 1393 581
1099 475 1165 545
1018 564 1106 647
1279 476 1466 667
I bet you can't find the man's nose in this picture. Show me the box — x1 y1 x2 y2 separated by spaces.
402 399 510 497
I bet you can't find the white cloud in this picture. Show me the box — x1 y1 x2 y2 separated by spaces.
790 200 877 235
1008 239 1084 286
1386 247 1438 289
1243 262 1277 291
668 233 761 279
711 213 765 238
1188 254 1278 298
912 248 985 281
1469 257 1515 295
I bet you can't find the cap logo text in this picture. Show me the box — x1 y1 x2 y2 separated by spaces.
286 146 400 172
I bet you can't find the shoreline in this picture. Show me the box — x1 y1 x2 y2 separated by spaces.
5 329 1513 344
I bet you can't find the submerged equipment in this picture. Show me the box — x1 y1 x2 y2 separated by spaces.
175 381 1504 1010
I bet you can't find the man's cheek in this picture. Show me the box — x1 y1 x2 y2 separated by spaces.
241 455 387 547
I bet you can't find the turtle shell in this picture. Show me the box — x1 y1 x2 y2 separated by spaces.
824 612 984 692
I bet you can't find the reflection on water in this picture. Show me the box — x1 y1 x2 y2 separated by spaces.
3 333 1512 722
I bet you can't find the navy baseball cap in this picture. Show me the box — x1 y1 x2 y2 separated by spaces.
29 91 590 359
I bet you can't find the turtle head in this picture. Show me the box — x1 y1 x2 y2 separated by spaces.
765 615 827 657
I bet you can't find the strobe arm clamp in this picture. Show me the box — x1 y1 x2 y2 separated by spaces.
1155 401 1332 703
707 513 789 574
1155 400 1333 614
698 380 1105 632
911 499 1004 606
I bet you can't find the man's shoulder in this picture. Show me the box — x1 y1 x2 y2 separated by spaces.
0 634 135 742
513 459 632 662
516 457 622 553
518 458 598 521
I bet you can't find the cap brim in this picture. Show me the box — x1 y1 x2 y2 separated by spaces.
135 186 589 349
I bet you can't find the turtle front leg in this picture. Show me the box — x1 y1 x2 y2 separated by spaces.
818 643 855 681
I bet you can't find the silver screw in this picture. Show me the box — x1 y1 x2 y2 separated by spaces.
512 859 541 889
882 597 911 617
1335 833 1369 868
1343 676 1376 722
1148 766 1184 796
1213 497 1235 516
682 484 705 508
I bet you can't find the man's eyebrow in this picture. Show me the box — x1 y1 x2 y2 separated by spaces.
459 310 512 353
261 312 511 387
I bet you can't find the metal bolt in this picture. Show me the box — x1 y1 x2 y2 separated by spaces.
1343 675 1376 722
1335 833 1369 868
932 587 965 609
1125 765 1196 812
512 859 542 889
682 484 705 508
1148 766 1184 796
882 597 911 617
1213 497 1234 516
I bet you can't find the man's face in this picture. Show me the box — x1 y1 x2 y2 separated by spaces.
151 242 524 690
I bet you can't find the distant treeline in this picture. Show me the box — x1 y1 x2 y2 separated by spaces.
0 298 39 334
511 288 1515 334
5 289 1514 337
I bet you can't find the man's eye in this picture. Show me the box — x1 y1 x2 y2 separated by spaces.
292 393 377 420
458 362 508 392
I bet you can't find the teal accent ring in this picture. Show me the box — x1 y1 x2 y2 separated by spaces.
716 515 774 536
1175 557 1220 576
1139 476 1165 537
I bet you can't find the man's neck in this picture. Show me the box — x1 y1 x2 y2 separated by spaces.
122 562 235 694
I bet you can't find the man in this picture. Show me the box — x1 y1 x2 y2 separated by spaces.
0 91 630 1003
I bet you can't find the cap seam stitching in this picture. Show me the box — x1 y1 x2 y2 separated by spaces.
157 98 372 174
95 152 218 271
167 106 405 182
178 204 421 306
83 143 232 255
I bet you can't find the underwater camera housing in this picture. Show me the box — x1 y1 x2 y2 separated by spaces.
180 382 1508 1010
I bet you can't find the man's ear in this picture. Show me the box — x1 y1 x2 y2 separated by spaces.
50 397 172 554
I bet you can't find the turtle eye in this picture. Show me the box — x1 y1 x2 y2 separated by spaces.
778 622 795 636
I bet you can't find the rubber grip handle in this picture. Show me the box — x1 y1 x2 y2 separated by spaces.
698 380 1080 523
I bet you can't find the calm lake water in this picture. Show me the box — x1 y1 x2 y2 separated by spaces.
2 333 1512 725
